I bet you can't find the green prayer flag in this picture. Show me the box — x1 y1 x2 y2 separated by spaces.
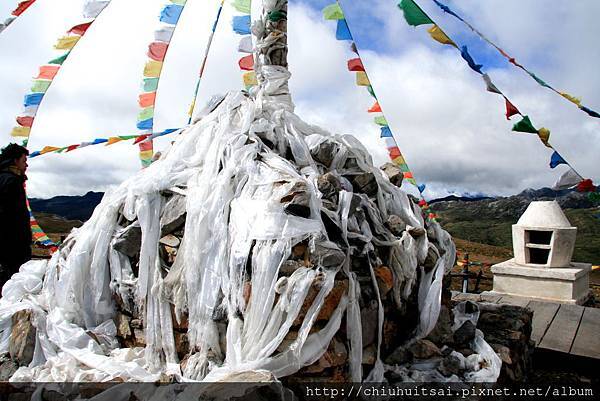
367 85 377 99
31 80 51 93
398 0 433 27
119 135 139 140
233 0 251 14
512 115 538 134
171 0 186 5
399 164 411 173
322 3 344 20
529 72 551 89
138 107 155 122
143 78 159 92
374 116 388 126
268 10 286 22
48 52 70 65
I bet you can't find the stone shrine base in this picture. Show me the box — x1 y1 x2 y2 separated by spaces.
485 259 591 305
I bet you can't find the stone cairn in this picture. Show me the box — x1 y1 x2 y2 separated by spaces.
0 0 516 391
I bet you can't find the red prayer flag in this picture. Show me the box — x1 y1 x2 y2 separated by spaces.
138 92 156 108
12 0 36 16
388 146 401 158
66 145 79 152
418 199 427 207
576 179 595 193
16 116 34 127
68 22 93 35
36 65 60 80
347 58 365 72
134 134 150 145
148 42 169 62
505 97 520 120
138 139 153 151
238 55 254 71
368 101 382 113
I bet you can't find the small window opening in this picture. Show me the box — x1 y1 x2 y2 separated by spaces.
526 230 552 245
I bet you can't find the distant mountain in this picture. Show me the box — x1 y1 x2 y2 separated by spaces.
30 191 104 222
429 194 494 204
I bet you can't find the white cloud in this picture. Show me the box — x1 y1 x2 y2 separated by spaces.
0 0 598 199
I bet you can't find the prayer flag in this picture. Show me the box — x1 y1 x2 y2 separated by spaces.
367 85 376 98
68 22 92 35
512 115 538 134
482 74 501 94
392 155 406 166
368 102 381 113
30 80 51 93
36 65 60 80
268 10 286 22
66 145 79 152
154 26 175 43
388 147 401 158
528 72 550 88
580 106 600 118
460 46 482 74
576 179 595 193
336 19 352 41
138 107 154 122
24 93 44 107
238 36 253 53
16 116 34 127
40 146 60 154
243 71 258 87
418 184 426 193
10 126 31 137
144 60 163 77
398 0 433 26
233 0 251 13
238 54 254 70
160 4 184 24
549 151 567 169
134 134 150 145
137 118 153 130
232 15 251 35
54 35 80 50
138 92 156 108
356 71 370 86
323 3 344 20
170 0 187 5
347 58 365 72
143 78 159 92
118 135 138 140
552 168 583 190
139 140 153 151
560 92 582 107
106 137 123 146
432 0 461 19
21 105 39 117
505 98 520 120
48 52 69 65
374 116 388 126
537 128 551 147
83 1 109 18
380 126 392 138
148 42 169 62
427 25 455 46
12 0 36 17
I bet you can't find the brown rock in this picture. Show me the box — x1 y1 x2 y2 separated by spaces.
317 173 341 200
303 338 347 373
492 344 512 365
243 281 252 307
311 141 337 167
9 310 36 367
115 313 132 339
133 329 146 347
409 339 441 360
386 214 406 236
374 266 393 297
0 355 18 381
380 163 403 187
175 332 189 360
291 242 307 259
351 172 378 197
362 344 377 365
279 260 304 277
294 278 348 325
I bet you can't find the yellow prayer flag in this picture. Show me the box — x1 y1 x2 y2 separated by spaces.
54 35 81 50
392 155 406 166
537 127 551 148
356 71 370 86
560 92 582 107
10 126 31 137
106 137 122 146
188 99 196 117
243 71 257 86
427 25 456 47
144 60 163 78
40 146 61 154
139 150 154 159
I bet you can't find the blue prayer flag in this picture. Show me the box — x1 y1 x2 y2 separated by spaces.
336 19 352 41
29 151 40 158
92 138 108 145
24 93 44 107
137 118 154 130
380 126 392 138
581 106 600 118
549 151 567 169
460 46 483 74
160 4 184 24
232 15 251 35
418 184 426 193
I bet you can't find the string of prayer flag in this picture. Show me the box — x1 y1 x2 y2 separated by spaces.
0 1 38 35
397 0 596 194
323 1 438 221
10 0 112 146
136 0 189 168
187 0 226 122
232 0 255 90
431 0 600 120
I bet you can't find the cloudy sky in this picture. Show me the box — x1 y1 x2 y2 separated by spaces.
0 0 598 199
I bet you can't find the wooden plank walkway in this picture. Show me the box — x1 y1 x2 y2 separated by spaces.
452 292 599 359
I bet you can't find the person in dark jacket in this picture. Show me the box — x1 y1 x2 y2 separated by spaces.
0 143 31 289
